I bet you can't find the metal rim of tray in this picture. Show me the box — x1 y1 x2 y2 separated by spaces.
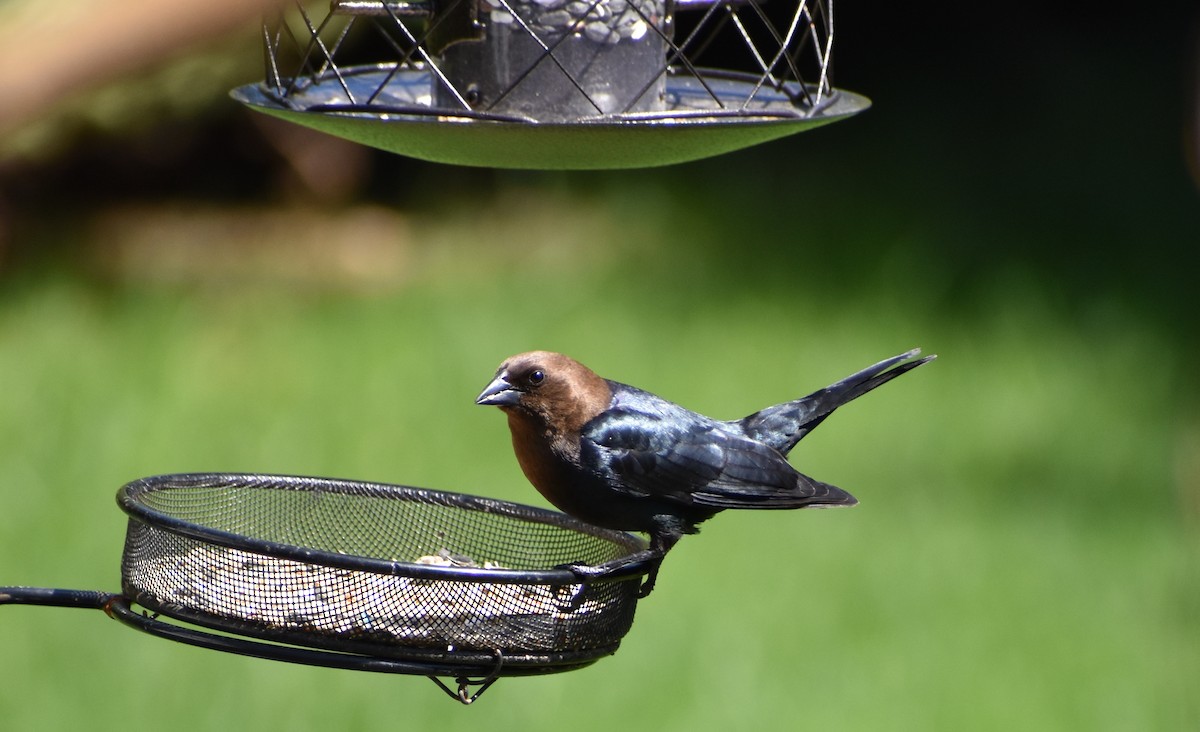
231 66 871 168
118 473 650 586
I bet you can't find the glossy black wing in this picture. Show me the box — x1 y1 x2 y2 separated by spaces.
581 384 856 509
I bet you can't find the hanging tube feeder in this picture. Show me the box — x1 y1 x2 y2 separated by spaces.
230 0 869 168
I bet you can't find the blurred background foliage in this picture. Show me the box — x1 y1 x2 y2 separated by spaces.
0 1 1197 730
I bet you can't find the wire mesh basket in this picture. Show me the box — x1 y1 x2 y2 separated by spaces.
120 473 647 657
3 473 654 703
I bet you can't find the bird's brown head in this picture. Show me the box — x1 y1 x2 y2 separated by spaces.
475 351 612 433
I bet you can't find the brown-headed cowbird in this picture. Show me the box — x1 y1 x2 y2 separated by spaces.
476 348 933 594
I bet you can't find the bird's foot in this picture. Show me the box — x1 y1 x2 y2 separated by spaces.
552 548 666 601
552 560 659 600
553 562 610 581
635 556 665 597
548 563 608 611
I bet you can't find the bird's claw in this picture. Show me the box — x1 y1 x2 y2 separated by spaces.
553 561 658 599
553 562 609 581
549 563 604 612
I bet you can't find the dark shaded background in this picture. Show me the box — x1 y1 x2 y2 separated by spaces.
3 4 1198 337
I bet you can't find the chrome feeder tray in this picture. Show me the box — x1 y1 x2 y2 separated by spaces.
1 474 654 704
230 0 869 168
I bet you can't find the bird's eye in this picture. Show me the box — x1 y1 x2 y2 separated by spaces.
528 370 545 386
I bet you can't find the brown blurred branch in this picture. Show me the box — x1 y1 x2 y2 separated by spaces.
0 0 285 136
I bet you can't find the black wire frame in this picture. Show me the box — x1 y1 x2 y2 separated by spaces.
103 596 611 678
0 588 604 704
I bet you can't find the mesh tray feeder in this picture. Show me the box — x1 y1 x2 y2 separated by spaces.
1 473 655 704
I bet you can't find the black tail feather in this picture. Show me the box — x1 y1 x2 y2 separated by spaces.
737 349 935 455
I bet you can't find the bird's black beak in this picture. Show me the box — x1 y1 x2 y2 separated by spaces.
475 374 521 406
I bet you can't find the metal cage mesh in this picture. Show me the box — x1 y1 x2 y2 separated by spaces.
257 0 838 122
119 474 646 661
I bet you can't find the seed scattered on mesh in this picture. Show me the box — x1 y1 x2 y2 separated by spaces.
129 545 608 648
413 548 505 569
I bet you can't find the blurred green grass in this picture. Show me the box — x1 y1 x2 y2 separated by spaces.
0 192 1195 730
